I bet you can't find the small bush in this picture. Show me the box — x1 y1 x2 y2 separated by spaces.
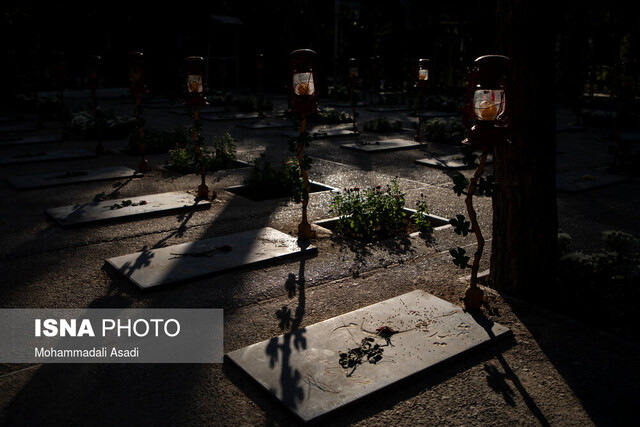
242 155 304 202
308 107 353 124
129 127 189 154
168 132 237 174
329 179 407 242
363 117 403 133
421 117 465 144
70 108 135 140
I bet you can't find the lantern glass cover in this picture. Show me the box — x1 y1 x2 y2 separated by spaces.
418 69 429 81
187 74 204 94
473 89 505 121
293 72 315 96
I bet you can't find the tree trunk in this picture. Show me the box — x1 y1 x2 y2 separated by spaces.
490 0 558 299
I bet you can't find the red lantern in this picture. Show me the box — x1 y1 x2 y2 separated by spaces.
185 56 209 107
87 55 101 90
462 55 511 146
129 51 147 95
416 58 429 88
289 49 319 116
348 57 359 84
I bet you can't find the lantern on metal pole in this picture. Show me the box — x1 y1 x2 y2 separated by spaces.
129 51 150 172
414 58 429 142
87 55 103 154
185 56 213 200
460 54 511 311
289 49 319 241
348 57 359 134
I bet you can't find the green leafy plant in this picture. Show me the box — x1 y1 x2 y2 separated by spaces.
70 108 136 140
241 155 305 202
363 116 403 133
412 194 434 235
557 230 639 340
308 107 353 124
329 179 407 242
233 96 274 112
421 117 465 144
128 127 189 154
168 131 236 175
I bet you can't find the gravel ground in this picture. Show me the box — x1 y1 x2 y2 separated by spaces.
0 92 638 426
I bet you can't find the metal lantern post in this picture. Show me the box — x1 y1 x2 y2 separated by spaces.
348 58 359 134
414 58 429 142
460 55 511 311
129 51 150 172
289 49 319 241
87 55 103 154
185 56 213 200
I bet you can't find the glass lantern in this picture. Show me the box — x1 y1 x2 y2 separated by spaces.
462 55 511 146
348 58 359 83
417 58 429 88
185 56 209 107
289 49 318 116
128 51 147 95
87 55 101 90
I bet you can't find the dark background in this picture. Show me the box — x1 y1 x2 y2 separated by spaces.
1 1 638 104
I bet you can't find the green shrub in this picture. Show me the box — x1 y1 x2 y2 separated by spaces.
70 108 135 140
412 194 433 236
128 127 189 154
308 107 353 124
242 155 304 202
329 179 407 241
421 117 465 144
363 117 403 133
168 132 237 174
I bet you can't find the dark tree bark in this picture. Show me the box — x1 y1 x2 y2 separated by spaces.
490 0 558 299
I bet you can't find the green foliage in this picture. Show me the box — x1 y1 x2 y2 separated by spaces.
207 91 233 107
233 96 274 112
308 107 353 124
557 230 639 340
363 116 403 133
168 131 237 175
242 155 305 202
328 84 361 103
128 127 189 154
208 132 237 170
329 179 407 242
421 117 465 144
412 194 433 235
70 108 135 139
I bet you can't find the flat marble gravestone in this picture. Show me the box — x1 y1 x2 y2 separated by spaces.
7 166 142 190
366 106 411 112
556 170 633 192
282 128 357 139
226 290 511 423
341 139 420 152
0 134 62 146
0 149 96 166
237 120 292 129
106 227 316 289
46 191 209 228
415 153 494 169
